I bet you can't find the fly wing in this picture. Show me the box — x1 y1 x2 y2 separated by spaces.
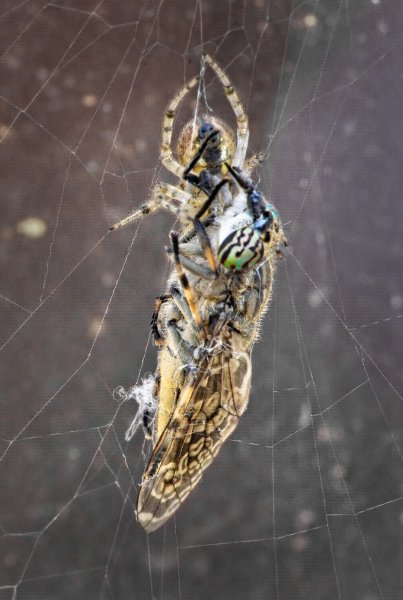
136 346 251 532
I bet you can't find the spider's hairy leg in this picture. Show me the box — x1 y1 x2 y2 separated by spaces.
203 53 249 169
225 161 264 222
161 73 200 177
110 182 191 230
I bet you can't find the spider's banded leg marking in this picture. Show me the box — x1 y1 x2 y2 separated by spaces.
161 74 200 177
170 232 207 340
203 54 249 169
156 182 192 203
110 183 191 230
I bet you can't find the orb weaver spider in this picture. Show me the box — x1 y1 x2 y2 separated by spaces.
110 53 263 232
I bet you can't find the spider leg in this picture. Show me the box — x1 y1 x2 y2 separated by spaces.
110 182 191 230
192 220 218 274
156 182 192 204
161 73 201 178
203 54 249 169
177 214 215 246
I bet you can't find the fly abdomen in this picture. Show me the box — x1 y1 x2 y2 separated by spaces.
218 226 264 271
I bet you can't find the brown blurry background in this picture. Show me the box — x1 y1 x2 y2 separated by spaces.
1 1 403 599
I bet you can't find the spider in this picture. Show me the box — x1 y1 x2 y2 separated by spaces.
110 53 263 232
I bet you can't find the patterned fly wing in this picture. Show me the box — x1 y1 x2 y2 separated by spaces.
136 344 252 532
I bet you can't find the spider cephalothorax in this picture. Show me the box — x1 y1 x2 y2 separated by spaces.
110 53 258 230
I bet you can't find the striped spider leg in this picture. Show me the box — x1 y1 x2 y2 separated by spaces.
111 54 262 233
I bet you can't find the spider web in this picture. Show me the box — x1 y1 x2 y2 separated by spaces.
1 0 403 598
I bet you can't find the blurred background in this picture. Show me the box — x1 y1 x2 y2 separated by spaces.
1 0 403 598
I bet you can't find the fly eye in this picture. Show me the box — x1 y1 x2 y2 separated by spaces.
198 122 215 139
262 210 274 225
